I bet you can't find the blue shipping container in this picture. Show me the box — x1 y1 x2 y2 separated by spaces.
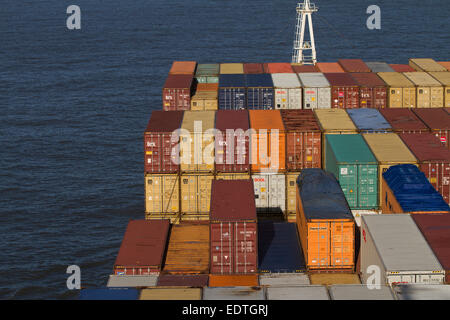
383 164 450 213
297 168 353 220
79 287 139 300
246 74 274 110
218 74 246 110
258 221 306 273
347 108 392 133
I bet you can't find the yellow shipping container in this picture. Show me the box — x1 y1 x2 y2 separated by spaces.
145 174 179 214
429 72 450 108
314 109 358 163
409 58 448 72
180 173 214 216
285 172 301 222
309 273 361 285
215 173 251 180
362 133 418 207
220 63 244 74
140 287 202 300
403 72 444 108
190 91 218 111
180 111 215 172
377 72 416 108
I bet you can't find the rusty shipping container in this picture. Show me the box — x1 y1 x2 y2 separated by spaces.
145 174 179 216
316 62 345 73
399 133 450 204
180 173 214 218
249 110 286 172
403 72 444 108
180 111 215 172
350 73 387 108
413 108 450 149
338 59 371 73
323 73 360 109
113 220 170 276
266 63 294 73
243 63 264 74
291 64 319 73
162 74 194 111
215 110 250 173
409 58 448 72
412 214 450 284
389 64 416 72
162 224 210 274
208 275 259 287
377 72 416 108
429 71 450 108
169 61 197 75
280 110 321 171
157 274 209 287
379 109 430 134
296 169 355 271
210 180 258 274
144 111 184 174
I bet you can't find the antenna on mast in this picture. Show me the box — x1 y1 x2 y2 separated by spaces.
292 0 318 65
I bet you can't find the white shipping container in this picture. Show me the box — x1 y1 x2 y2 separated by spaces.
252 174 286 214
259 273 310 287
203 287 266 300
360 215 445 285
266 285 329 300
393 284 450 300
351 210 381 228
328 285 396 300
271 73 302 109
107 275 158 287
297 73 331 109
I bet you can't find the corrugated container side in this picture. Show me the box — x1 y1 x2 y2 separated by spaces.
215 173 251 180
399 133 450 204
309 273 361 285
389 64 416 72
180 173 214 217
140 288 202 300
195 63 219 83
412 108 450 150
145 174 179 214
428 71 450 108
377 72 416 108
113 220 170 275
207 275 259 287
291 64 319 73
316 62 345 73
296 169 355 271
252 173 286 215
169 61 197 75
403 72 444 108
157 274 209 287
218 74 246 110
246 74 275 110
409 58 448 72
338 59 371 73
349 73 388 108
365 62 395 73
197 83 219 92
267 63 294 73
162 74 194 111
297 73 331 110
243 63 264 74
323 73 360 109
203 286 264 299
379 109 429 134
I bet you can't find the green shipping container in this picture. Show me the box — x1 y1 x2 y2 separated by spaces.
325 134 378 210
195 64 220 83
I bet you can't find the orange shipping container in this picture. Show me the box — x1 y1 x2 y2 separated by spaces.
169 61 197 75
437 61 450 71
208 274 259 287
162 224 210 274
316 62 345 73
249 110 286 172
266 63 294 73
197 83 219 92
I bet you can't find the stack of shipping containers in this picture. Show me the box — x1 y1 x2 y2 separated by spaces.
428 71 450 108
409 58 448 72
377 72 416 108
403 72 444 108
162 61 197 111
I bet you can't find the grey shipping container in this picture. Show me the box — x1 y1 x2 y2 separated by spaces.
203 287 266 300
271 73 302 109
328 284 396 300
252 174 286 215
259 273 310 286
106 275 158 287
297 73 331 109
360 215 445 285
365 62 395 73
266 285 330 300
393 284 450 300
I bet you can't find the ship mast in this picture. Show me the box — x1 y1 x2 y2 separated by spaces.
292 0 318 65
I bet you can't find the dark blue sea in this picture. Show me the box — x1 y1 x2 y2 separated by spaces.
1 0 449 299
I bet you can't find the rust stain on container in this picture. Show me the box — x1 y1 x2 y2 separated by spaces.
113 220 170 275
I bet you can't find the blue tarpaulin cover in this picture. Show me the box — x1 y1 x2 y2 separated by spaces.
347 108 392 132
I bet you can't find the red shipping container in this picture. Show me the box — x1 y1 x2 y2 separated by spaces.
113 220 170 275
243 63 264 74
210 180 257 274
323 73 360 109
446 108 450 115
157 274 209 287
338 59 371 73
215 110 250 173
399 133 450 204
389 64 416 72
379 109 430 134
266 63 294 73
350 73 387 108
291 64 319 73
162 74 194 111
144 111 184 173
412 214 450 284
280 110 321 170
413 108 450 150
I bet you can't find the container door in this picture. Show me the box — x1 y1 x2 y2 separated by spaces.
403 88 416 108
338 165 358 208
420 163 450 204
289 88 302 109
163 175 179 213
374 87 387 109
387 274 414 285
253 175 269 212
268 174 285 214
347 87 360 109
145 176 162 213
389 88 402 108
181 175 197 213
307 221 330 268
234 222 257 273
318 87 331 109
275 88 288 109
359 88 372 108
198 175 213 213
145 133 162 173
358 165 378 209
201 132 214 172
305 132 321 169
417 87 431 108
210 223 234 274
303 87 317 109
330 221 354 268
286 132 303 170
286 173 300 213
